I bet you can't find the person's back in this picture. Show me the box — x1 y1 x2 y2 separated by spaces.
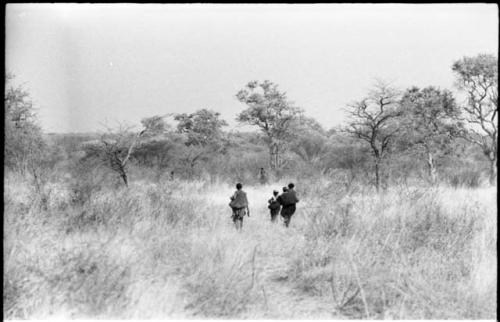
268 190 280 222
277 186 288 205
279 183 299 228
229 183 249 230
259 167 268 185
287 188 299 204
279 190 299 206
230 189 248 209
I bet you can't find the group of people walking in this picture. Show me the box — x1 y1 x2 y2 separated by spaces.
228 182 299 230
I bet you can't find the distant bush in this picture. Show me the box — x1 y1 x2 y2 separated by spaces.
446 168 482 188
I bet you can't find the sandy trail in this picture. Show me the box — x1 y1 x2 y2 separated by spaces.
227 192 340 319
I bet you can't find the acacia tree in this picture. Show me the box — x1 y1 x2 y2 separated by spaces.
400 86 461 184
344 81 403 191
132 115 183 178
236 80 302 170
452 54 498 184
174 108 227 146
288 116 329 167
81 123 148 187
174 109 228 177
4 73 53 194
4 73 45 172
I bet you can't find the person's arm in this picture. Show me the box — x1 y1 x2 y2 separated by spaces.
244 193 250 216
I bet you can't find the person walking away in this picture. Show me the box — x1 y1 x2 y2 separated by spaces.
259 167 268 185
278 183 299 228
267 190 281 222
229 183 249 230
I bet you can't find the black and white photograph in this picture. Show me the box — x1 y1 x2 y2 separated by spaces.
4 3 498 320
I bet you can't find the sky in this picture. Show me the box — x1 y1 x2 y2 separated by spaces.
5 3 499 133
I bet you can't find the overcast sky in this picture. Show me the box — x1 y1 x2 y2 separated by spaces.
6 3 498 133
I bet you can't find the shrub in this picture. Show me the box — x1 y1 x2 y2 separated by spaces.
446 168 482 188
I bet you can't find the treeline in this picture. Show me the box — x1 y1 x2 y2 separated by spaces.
4 54 497 198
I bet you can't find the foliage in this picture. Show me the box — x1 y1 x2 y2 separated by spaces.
140 115 172 135
174 109 228 146
80 124 145 186
452 54 498 184
344 80 404 191
236 80 303 169
399 86 461 183
4 73 46 173
288 116 329 165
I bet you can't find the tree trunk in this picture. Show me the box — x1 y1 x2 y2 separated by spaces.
269 146 275 170
275 149 280 169
269 143 278 170
375 158 380 193
489 156 497 186
426 150 437 185
120 172 128 187
117 165 128 186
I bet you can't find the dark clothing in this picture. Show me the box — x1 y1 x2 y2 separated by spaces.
268 196 281 222
278 190 299 206
268 197 281 210
270 208 280 222
278 189 299 228
280 204 296 216
280 204 296 227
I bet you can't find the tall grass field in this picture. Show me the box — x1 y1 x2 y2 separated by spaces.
3 174 497 319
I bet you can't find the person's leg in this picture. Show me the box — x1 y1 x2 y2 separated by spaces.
286 205 296 227
283 215 290 227
270 209 277 222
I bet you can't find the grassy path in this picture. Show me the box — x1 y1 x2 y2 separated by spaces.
212 190 340 319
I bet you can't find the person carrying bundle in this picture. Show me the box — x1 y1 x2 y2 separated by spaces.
229 183 249 230
267 190 281 222
277 183 299 228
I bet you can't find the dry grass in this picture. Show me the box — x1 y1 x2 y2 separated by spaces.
3 174 497 319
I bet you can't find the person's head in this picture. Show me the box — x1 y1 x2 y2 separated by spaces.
236 183 243 190
282 186 288 192
288 183 295 190
273 190 279 196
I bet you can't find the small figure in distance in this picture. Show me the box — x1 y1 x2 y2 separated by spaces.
259 167 268 185
229 183 250 231
267 190 281 222
277 183 299 228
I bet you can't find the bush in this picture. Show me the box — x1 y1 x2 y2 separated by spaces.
446 168 482 188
